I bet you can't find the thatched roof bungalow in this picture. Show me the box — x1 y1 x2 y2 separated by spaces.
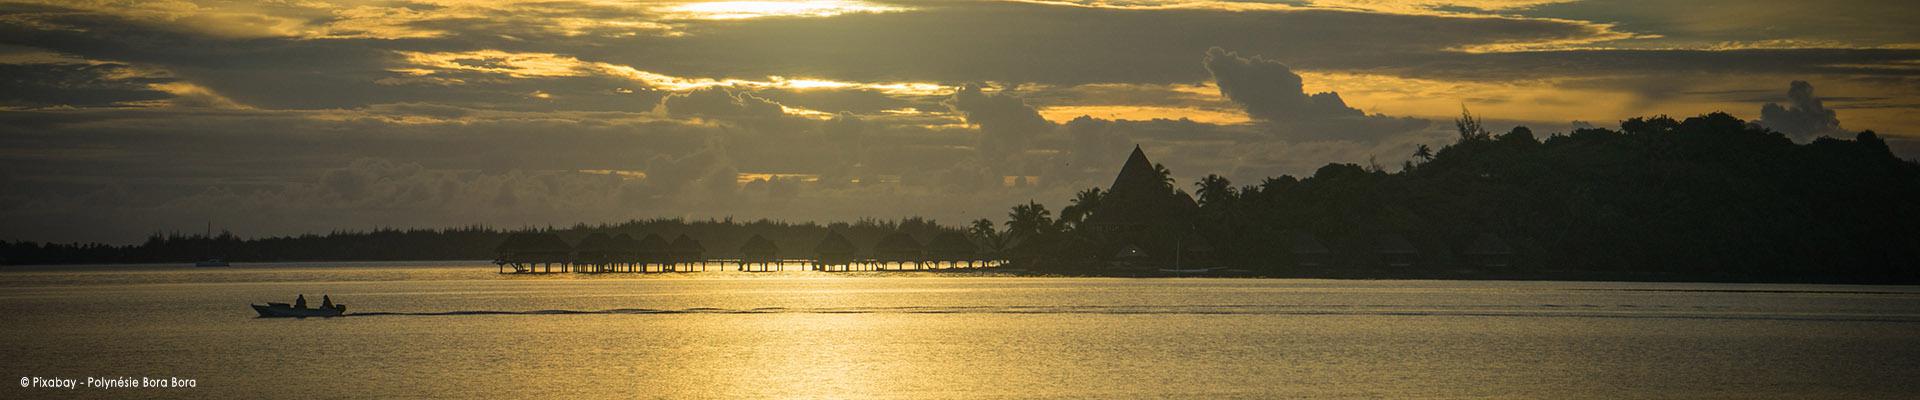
573 232 615 266
740 235 778 261
670 234 705 262
1375 233 1419 268
1284 231 1332 268
493 232 572 271
1109 243 1149 269
813 230 857 268
636 234 671 264
925 231 978 262
873 232 924 263
1461 233 1515 268
610 233 641 261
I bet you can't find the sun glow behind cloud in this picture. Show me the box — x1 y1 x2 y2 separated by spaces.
1039 105 1250 125
392 50 949 96
657 1 906 20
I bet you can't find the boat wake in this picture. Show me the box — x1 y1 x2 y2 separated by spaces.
340 304 1920 323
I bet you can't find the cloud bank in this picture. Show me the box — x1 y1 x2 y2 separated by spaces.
1759 81 1846 141
1 0 1914 244
1202 47 1430 140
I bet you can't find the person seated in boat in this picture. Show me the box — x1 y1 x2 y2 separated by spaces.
321 295 333 309
294 294 307 309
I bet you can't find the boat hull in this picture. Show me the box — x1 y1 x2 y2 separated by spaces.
251 304 346 318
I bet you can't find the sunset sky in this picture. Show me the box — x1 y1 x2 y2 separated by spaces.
3 0 1917 243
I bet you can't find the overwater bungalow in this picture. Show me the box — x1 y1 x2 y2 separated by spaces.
669 234 707 271
1110 244 1149 269
493 232 573 273
1462 233 1515 269
1284 231 1332 268
636 234 671 272
926 231 982 268
873 232 925 270
739 234 780 272
813 230 857 271
1002 233 1063 268
609 233 642 272
1375 233 1420 268
572 232 615 273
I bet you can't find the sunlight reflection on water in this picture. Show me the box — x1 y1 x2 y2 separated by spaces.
3 263 1919 398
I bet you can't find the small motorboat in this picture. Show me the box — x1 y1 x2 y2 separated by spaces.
251 301 346 318
195 258 229 267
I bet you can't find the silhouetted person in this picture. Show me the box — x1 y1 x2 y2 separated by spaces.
321 295 333 309
295 294 306 309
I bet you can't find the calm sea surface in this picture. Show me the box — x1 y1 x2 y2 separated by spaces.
3 262 1919 399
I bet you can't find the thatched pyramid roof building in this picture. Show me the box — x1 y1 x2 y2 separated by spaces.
1106 145 1166 201
1085 145 1193 231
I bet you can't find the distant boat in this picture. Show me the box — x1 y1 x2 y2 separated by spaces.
251 302 346 318
1156 267 1217 274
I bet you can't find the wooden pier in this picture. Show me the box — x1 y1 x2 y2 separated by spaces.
494 231 1005 274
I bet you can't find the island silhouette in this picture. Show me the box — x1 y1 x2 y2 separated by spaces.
5 112 1917 283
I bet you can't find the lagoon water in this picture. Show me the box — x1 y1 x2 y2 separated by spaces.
3 262 1919 399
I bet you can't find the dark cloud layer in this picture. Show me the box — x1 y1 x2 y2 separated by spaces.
2 0 1917 244
664 87 784 120
1203 47 1428 140
0 63 172 107
624 1 1619 85
1204 47 1359 121
945 85 1054 164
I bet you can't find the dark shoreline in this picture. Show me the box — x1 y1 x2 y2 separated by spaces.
4 260 1915 286
955 265 1920 286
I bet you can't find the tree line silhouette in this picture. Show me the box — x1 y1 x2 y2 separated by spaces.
0 218 958 266
978 111 1920 283
4 111 1917 283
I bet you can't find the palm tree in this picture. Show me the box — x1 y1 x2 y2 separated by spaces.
1414 144 1433 162
1194 174 1235 210
1005 201 1055 241
1059 187 1104 229
1152 163 1175 191
968 218 1001 250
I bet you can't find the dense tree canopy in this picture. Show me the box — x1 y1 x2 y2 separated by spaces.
1 218 960 265
995 112 1920 283
7 112 1917 283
